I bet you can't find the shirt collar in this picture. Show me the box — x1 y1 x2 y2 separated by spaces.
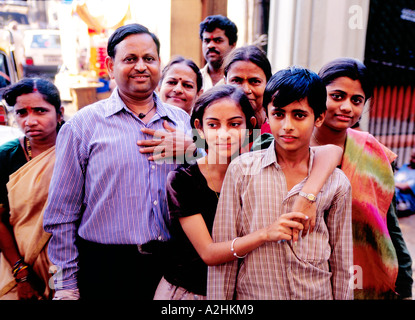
104 88 179 126
262 140 315 176
104 88 125 117
262 140 278 168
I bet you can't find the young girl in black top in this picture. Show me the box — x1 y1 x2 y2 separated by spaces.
154 85 341 300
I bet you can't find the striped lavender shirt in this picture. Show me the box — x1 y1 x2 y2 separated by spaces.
207 141 354 300
43 89 191 290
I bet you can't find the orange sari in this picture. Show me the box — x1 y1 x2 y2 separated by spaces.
342 129 399 299
0 146 55 300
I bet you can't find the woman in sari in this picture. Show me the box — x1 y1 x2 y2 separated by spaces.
223 45 272 130
311 57 413 299
0 78 64 300
158 55 203 115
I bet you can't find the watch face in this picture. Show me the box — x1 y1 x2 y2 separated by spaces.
300 191 316 201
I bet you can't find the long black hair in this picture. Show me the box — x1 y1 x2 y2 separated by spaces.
3 77 63 131
224 45 272 82
318 57 373 102
3 77 62 115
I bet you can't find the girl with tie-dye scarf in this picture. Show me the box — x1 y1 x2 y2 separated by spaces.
311 58 413 299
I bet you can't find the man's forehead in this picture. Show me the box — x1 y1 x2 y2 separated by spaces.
116 33 159 55
202 28 227 39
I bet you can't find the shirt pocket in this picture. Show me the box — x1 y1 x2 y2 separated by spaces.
289 230 331 265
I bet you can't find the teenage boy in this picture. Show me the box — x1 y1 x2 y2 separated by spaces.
207 66 353 300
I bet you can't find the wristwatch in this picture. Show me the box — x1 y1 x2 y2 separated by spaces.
299 191 317 202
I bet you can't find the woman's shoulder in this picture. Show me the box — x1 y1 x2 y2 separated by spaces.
347 128 397 163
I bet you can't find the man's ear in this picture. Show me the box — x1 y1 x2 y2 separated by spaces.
105 56 115 79
314 110 326 128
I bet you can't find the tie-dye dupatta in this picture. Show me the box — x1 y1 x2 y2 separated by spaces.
342 128 399 299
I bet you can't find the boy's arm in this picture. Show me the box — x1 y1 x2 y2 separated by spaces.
326 176 354 300
292 144 343 236
207 162 243 300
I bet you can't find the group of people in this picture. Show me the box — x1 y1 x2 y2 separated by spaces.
0 15 412 300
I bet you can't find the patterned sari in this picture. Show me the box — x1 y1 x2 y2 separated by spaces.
342 128 399 299
0 146 55 299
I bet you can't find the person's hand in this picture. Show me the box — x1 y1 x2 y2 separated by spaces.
16 269 45 300
265 212 308 243
291 195 317 238
137 121 196 162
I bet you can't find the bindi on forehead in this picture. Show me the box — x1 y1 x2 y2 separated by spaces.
167 75 195 83
15 105 49 112
204 35 223 41
14 106 35 115
16 106 34 111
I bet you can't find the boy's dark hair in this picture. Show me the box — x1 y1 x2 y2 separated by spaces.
318 57 373 102
160 56 203 93
263 66 327 119
224 45 272 81
199 15 238 45
3 77 61 115
107 23 160 58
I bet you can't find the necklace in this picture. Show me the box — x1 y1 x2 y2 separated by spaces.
25 136 32 160
137 103 156 119
205 157 219 199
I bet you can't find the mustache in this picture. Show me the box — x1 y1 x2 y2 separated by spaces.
207 48 220 54
131 71 150 76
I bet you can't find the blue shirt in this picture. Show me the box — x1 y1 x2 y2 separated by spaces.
395 164 415 212
43 89 192 290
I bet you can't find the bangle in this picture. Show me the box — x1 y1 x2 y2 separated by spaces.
12 258 24 270
13 264 28 277
15 275 28 283
12 259 29 278
231 237 247 259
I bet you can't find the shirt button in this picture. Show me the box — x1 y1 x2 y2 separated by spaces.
158 236 162 241
153 200 158 205
151 165 155 170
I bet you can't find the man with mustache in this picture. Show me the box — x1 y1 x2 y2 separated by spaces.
199 15 238 91
43 24 192 300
